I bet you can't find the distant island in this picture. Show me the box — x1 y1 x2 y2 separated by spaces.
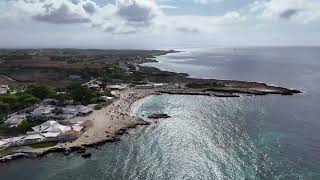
0 49 301 163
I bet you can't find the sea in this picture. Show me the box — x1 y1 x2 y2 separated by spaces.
1 47 320 180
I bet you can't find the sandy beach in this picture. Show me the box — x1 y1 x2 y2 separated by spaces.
0 88 158 161
0 81 301 162
63 88 157 148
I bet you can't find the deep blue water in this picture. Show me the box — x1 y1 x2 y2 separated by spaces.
1 47 320 179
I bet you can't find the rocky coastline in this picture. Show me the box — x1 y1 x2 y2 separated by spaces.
0 51 302 164
0 118 150 163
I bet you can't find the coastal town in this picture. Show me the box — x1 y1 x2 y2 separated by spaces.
0 49 301 162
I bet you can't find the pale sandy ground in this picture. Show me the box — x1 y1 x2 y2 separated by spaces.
63 88 156 148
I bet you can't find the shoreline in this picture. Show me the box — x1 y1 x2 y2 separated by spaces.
0 81 301 163
0 84 301 163
0 50 302 163
0 88 157 163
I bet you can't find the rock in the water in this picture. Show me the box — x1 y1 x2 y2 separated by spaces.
148 113 171 119
81 152 92 158
64 150 71 156
116 128 126 135
71 146 86 154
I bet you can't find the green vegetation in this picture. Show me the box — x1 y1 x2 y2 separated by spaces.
0 82 101 120
25 84 54 100
0 92 40 122
80 65 129 82
0 84 55 121
19 116 47 132
0 116 46 134
66 82 97 105
30 142 58 149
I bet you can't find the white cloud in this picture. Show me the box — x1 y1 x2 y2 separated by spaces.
1 0 318 48
0 0 164 34
250 0 320 23
193 0 223 4
1 0 245 35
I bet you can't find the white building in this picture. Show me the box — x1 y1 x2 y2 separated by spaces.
5 114 27 127
32 105 56 118
0 120 88 148
76 105 93 116
108 84 128 90
0 140 9 149
32 121 71 133
1 136 26 147
153 83 166 87
83 79 102 89
0 85 10 94
99 96 114 102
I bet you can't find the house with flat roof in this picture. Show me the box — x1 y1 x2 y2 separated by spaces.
32 120 71 133
0 85 10 94
31 105 56 118
107 84 128 90
76 105 93 116
5 114 27 127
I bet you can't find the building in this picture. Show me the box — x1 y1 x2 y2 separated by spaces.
99 96 114 102
0 136 25 148
69 75 82 80
111 90 120 96
0 119 89 148
62 106 79 116
153 83 166 87
42 132 61 141
42 99 58 104
5 114 27 128
31 105 56 118
0 140 9 149
76 105 93 116
83 79 102 89
32 121 71 133
107 84 127 90
135 84 154 89
23 134 45 145
0 85 10 94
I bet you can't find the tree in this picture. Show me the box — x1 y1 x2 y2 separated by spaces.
0 102 9 121
25 84 53 100
67 82 96 105
18 120 31 133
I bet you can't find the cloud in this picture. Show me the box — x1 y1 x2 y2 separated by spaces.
82 1 97 15
2 0 246 35
159 5 177 10
5 0 162 33
193 0 223 4
116 0 161 26
279 9 301 19
250 0 320 23
176 26 199 33
33 3 91 24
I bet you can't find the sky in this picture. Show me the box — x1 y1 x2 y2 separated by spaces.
0 0 319 49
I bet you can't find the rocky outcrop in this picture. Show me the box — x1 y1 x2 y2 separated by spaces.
148 113 171 119
81 152 92 158
0 153 30 163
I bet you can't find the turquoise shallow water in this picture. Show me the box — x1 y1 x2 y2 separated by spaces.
1 47 320 179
